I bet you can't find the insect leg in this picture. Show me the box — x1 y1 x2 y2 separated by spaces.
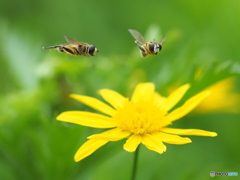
42 45 59 49
134 40 145 52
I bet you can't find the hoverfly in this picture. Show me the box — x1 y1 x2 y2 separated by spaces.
128 29 165 57
43 35 98 57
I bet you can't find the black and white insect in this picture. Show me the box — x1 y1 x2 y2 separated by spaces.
128 29 165 57
43 35 98 57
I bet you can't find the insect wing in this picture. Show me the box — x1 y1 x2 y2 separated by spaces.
128 29 146 44
159 36 165 45
64 35 83 45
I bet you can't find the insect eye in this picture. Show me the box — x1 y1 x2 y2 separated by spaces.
158 43 162 51
89 45 97 56
149 43 155 52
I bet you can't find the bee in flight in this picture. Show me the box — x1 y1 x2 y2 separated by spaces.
43 36 98 57
128 29 165 57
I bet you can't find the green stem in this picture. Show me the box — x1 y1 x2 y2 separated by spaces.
131 146 140 180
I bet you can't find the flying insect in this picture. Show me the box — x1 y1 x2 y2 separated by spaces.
43 36 98 57
128 29 165 57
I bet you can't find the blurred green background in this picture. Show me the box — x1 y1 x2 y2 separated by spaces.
0 0 240 179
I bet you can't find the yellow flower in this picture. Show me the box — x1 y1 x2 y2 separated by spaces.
196 77 240 113
57 83 217 162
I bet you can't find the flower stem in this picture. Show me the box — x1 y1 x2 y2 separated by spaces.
131 146 140 180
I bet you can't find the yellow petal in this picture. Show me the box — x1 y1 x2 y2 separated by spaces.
70 94 116 116
131 83 155 103
196 77 240 113
154 132 192 144
74 139 108 162
141 134 166 154
56 111 117 128
161 84 190 112
88 128 131 141
162 128 218 137
98 89 128 109
164 90 211 123
153 92 167 107
123 134 141 152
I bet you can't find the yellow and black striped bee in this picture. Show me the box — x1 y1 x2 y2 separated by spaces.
43 36 98 57
128 29 165 57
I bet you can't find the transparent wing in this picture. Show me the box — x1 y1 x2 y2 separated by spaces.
64 35 79 44
64 35 89 45
128 29 146 44
159 35 165 45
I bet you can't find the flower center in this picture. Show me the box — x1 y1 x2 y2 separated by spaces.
113 101 167 134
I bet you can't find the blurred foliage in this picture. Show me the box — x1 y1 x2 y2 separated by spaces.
0 0 240 179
